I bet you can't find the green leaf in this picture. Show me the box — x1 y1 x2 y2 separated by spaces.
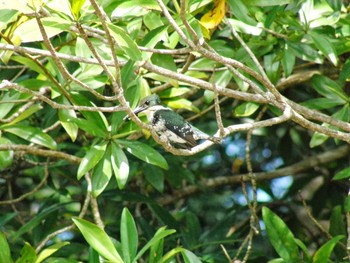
144 165 164 192
235 102 260 116
0 232 12 263
35 242 69 263
121 208 138 263
116 140 168 170
72 218 123 263
5 104 42 126
295 239 312 262
3 125 57 150
77 143 107 179
247 0 292 6
262 207 300 263
149 238 164 263
166 98 200 113
333 166 350 180
108 23 142 61
111 142 130 189
58 97 78 142
16 242 37 263
140 25 169 60
227 0 256 25
181 249 202 263
70 93 108 138
91 148 113 197
133 227 176 262
71 0 86 19
282 43 295 77
301 98 344 110
310 132 328 148
310 31 338 66
11 203 71 240
311 75 348 101
0 137 13 170
13 17 71 43
313 235 344 263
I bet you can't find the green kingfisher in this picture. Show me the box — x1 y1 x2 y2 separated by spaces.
130 94 219 148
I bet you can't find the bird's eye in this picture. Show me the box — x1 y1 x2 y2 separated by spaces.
145 100 150 105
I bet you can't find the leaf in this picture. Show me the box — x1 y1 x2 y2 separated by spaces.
0 137 13 170
77 143 106 179
3 125 57 150
16 242 37 263
282 43 295 77
313 235 344 263
226 18 263 36
166 98 200 113
35 242 69 263
0 232 12 263
227 0 256 25
13 17 71 43
144 165 164 192
333 166 350 180
11 203 70 240
181 249 202 263
111 142 129 189
71 0 86 19
140 25 169 60
91 148 113 197
133 227 176 262
108 23 142 61
247 0 292 6
311 75 348 102
121 208 138 263
72 218 123 263
234 102 260 117
309 131 328 148
310 31 338 66
5 104 42 126
200 0 226 31
262 207 300 263
116 140 168 170
301 98 344 110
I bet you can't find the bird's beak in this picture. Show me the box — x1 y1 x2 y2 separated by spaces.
123 105 147 121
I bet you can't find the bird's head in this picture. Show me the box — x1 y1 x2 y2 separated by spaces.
132 94 163 116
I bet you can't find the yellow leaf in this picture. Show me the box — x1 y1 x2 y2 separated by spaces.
200 0 226 31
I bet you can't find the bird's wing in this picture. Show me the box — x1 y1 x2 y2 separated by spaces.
154 109 198 147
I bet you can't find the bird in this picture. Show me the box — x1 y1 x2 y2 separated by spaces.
128 94 220 149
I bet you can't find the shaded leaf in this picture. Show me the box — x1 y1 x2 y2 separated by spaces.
91 149 112 197
235 102 260 116
262 207 300 262
0 137 13 170
333 166 350 180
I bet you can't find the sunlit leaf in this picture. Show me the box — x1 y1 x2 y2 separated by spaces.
77 143 107 179
91 149 112 197
333 166 350 180
121 208 138 263
234 102 260 117
313 235 344 263
35 242 69 263
200 0 225 36
3 125 57 149
116 140 168 170
72 218 123 263
0 137 13 170
0 232 12 263
111 142 129 189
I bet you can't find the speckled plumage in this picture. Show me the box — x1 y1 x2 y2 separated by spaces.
132 94 217 148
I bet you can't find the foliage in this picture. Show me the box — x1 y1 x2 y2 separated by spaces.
0 0 349 262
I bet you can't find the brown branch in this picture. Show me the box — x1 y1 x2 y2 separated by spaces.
0 144 81 164
157 145 349 205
